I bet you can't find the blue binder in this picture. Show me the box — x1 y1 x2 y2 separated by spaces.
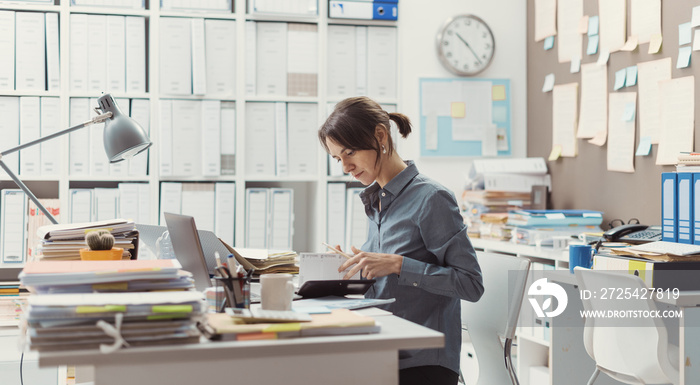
661 172 678 242
694 174 700 244
677 173 693 244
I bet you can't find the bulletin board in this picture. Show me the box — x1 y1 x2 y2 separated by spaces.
419 78 512 157
526 1 699 226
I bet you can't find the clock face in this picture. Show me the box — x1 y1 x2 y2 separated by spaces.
436 15 495 76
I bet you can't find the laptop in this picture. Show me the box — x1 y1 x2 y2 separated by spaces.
162 213 216 291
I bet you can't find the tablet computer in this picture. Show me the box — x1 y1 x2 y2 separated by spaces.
296 280 375 298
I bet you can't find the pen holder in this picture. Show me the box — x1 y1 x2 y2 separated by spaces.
214 275 250 312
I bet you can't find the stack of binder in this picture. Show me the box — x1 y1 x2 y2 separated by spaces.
35 219 140 261
507 210 604 246
23 291 205 352
226 247 298 277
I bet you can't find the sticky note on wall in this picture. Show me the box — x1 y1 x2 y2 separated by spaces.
492 85 506 101
451 102 466 118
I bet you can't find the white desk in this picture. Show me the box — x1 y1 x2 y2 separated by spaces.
38 313 443 385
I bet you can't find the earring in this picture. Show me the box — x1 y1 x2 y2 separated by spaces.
382 145 387 154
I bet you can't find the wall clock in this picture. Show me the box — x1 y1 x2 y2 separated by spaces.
436 14 495 76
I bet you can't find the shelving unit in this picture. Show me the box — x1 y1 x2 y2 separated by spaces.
470 237 568 385
0 0 399 271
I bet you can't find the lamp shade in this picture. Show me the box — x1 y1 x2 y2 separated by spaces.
97 94 152 163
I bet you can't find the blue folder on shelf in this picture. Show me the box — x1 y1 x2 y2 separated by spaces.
506 210 603 227
677 173 693 244
662 172 678 242
694 173 700 245
329 1 398 20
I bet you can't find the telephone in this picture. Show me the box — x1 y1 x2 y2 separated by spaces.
603 224 662 244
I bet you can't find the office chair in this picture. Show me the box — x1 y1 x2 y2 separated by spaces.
573 267 680 385
461 252 531 385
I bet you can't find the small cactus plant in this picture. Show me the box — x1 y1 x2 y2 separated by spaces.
86 230 115 251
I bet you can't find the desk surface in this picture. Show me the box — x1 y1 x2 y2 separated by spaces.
39 312 444 368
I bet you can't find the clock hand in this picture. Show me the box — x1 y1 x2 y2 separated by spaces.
455 33 483 65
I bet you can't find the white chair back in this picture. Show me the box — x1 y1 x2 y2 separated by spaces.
574 267 679 385
462 252 530 385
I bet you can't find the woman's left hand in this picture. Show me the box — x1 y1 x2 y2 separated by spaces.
338 246 403 280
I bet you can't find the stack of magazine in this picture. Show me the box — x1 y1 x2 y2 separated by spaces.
36 219 139 260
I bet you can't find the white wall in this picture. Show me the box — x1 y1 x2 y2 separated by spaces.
396 1 528 197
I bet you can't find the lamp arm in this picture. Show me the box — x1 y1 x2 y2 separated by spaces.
0 112 112 157
0 160 59 224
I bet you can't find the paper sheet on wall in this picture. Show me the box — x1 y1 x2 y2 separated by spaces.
451 81 492 141
598 0 626 53
577 63 608 138
557 0 583 63
534 0 557 42
637 57 671 144
552 83 579 157
607 92 637 173
421 81 454 116
630 0 661 44
656 76 695 165
425 111 438 150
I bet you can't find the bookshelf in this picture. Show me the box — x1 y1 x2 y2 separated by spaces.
0 0 399 270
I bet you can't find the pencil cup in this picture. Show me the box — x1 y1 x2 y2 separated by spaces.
260 273 294 311
214 276 250 311
569 244 594 273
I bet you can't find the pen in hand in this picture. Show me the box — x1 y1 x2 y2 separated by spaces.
321 242 352 259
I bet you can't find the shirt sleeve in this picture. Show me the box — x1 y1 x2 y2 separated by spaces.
397 189 484 302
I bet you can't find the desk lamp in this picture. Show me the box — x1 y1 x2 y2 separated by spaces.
0 94 152 225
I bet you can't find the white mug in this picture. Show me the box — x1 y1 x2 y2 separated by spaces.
260 273 295 311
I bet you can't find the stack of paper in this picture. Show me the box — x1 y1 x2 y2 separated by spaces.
18 260 194 294
0 281 28 326
36 219 139 261
200 308 379 341
24 291 206 352
507 210 604 227
226 247 298 276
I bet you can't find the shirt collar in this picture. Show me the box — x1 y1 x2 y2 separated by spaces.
360 160 419 205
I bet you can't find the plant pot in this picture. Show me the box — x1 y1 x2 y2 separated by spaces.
79 247 124 261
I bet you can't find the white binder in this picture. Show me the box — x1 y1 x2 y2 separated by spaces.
287 103 318 176
69 98 90 176
367 26 397 99
1 190 27 264
215 182 235 246
205 19 236 96
0 11 14 89
327 25 356 98
69 14 88 92
19 96 41 176
181 183 215 232
159 182 182 226
246 188 269 248
245 102 276 176
45 12 60 91
0 97 20 175
345 188 368 252
201 100 222 176
256 22 288 96
69 188 94 223
125 16 146 93
159 99 173 177
160 17 192 95
94 188 120 222
245 21 257 95
106 15 126 93
269 188 294 250
220 102 236 175
172 100 202 176
87 15 107 92
118 183 140 223
190 18 207 95
327 183 347 250
40 97 61 175
90 97 110 176
128 99 150 177
274 102 289 176
15 12 45 91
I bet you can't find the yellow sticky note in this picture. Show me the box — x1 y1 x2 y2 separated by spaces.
492 85 506 101
648 33 663 54
76 305 126 313
263 323 302 333
548 145 562 161
151 305 193 313
450 102 466 118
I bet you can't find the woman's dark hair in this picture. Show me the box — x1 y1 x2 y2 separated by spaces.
318 96 412 164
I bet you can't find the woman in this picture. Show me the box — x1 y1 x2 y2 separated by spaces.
318 96 484 385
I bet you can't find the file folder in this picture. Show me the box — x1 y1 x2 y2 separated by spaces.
694 173 700 245
661 172 677 242
329 1 398 20
677 173 693 243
